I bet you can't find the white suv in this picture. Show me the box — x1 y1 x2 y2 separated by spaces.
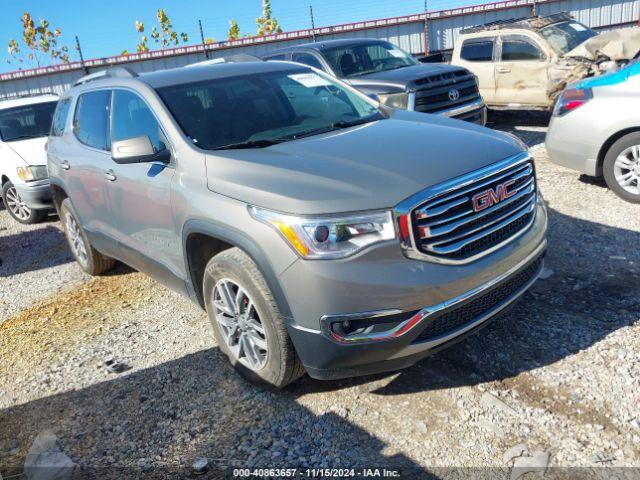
0 94 58 224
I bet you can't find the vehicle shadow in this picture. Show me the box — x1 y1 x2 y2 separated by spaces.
487 110 550 148
0 349 431 479
0 224 72 278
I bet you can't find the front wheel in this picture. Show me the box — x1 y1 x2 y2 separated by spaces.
1 181 47 224
203 248 305 388
60 198 116 275
603 132 640 203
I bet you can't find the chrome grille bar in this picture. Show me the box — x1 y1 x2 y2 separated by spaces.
395 152 537 265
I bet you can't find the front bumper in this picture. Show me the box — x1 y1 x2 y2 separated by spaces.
14 180 53 209
283 202 547 380
441 98 487 126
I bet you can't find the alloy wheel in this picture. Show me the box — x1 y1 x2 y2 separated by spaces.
5 186 31 221
613 145 640 195
212 279 268 371
65 212 89 267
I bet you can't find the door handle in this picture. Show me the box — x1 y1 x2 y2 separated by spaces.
496 67 511 74
104 170 117 182
60 160 70 170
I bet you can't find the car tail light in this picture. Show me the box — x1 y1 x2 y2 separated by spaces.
553 88 592 116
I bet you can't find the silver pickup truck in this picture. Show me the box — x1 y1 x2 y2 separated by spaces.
264 38 487 125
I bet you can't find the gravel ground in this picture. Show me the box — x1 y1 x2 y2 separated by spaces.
1 112 639 479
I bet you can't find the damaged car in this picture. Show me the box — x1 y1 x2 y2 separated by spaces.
451 12 640 110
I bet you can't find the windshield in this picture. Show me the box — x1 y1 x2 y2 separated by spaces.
156 68 382 150
539 21 598 55
0 101 57 142
321 42 418 78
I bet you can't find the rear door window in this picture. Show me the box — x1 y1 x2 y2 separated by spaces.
501 36 544 61
461 39 495 62
73 90 111 151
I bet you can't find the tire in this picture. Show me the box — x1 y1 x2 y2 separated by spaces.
1 181 47 224
602 132 640 204
60 198 116 275
203 247 305 388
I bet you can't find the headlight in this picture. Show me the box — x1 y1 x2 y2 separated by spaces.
249 207 396 259
17 165 48 182
376 92 409 110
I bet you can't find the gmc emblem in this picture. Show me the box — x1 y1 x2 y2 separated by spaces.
472 179 517 212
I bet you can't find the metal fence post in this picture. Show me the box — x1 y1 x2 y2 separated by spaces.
423 0 430 56
75 36 89 74
310 5 317 42
199 19 210 59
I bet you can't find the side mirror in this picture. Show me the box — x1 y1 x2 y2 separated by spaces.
111 136 170 164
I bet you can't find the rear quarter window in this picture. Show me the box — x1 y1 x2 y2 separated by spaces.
461 39 494 62
50 98 71 136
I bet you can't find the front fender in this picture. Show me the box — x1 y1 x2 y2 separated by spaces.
181 218 294 320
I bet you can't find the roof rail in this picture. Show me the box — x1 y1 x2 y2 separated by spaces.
460 11 573 34
186 54 263 68
73 67 138 86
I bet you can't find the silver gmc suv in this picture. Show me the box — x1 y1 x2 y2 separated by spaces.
47 62 547 388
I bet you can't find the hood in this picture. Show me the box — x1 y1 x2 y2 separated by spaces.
347 63 470 92
565 27 640 61
4 136 48 165
205 111 524 215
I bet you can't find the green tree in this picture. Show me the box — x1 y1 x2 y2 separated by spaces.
228 20 240 41
256 0 283 36
135 9 189 52
7 13 70 66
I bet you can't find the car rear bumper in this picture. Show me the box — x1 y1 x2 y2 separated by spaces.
14 181 53 209
545 111 601 177
283 202 547 380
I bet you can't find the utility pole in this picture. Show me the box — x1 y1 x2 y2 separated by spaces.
75 36 89 74
199 19 210 59
423 0 430 56
309 5 317 42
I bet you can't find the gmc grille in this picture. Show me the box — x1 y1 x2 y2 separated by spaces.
411 157 537 263
413 70 480 114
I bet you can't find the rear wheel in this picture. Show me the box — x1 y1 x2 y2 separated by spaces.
60 198 116 275
1 181 47 224
203 247 305 388
603 132 640 203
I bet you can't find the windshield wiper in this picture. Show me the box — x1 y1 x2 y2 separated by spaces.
289 115 383 140
212 138 286 150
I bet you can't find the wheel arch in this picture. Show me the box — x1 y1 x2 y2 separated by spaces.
597 127 640 176
182 219 293 320
49 180 69 216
